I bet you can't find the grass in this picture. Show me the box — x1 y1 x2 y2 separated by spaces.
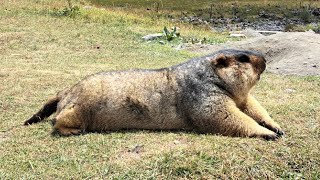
89 0 320 23
89 0 320 12
0 0 320 179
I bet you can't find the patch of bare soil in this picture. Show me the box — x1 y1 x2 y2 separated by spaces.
187 31 320 76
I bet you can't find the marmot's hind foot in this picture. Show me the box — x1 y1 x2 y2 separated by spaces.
53 127 83 136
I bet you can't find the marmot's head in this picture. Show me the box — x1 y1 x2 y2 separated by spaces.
208 49 266 102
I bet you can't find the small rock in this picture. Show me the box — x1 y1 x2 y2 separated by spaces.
83 6 93 10
242 28 265 38
173 140 180 145
142 33 163 41
171 26 180 30
307 29 315 34
175 43 186 50
159 40 165 45
312 8 320 16
284 89 296 94
128 144 144 154
230 33 246 38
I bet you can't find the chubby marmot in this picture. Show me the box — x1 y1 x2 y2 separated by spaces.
24 49 284 140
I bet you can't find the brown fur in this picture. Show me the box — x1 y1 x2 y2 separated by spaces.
24 49 284 140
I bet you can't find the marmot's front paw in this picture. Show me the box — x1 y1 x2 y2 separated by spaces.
249 130 279 141
267 125 284 136
261 133 279 141
275 128 284 136
260 121 284 137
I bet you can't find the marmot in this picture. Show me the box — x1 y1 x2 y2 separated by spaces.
24 49 284 140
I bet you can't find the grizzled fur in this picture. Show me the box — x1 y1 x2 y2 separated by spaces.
25 49 284 140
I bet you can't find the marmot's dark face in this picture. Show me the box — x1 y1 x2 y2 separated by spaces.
210 50 266 102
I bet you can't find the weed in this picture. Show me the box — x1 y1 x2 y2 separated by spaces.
284 24 307 32
284 23 320 32
50 0 81 17
300 7 312 23
162 26 180 41
62 6 81 18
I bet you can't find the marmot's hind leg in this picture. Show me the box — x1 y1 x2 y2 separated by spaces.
53 105 83 136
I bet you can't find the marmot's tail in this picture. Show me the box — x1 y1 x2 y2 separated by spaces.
24 96 60 125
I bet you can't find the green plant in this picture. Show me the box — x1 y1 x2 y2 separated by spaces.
300 7 311 23
51 0 81 18
61 6 81 17
284 24 307 32
163 26 180 41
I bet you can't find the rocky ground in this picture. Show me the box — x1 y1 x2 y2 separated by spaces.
186 31 320 76
179 7 320 32
175 6 320 76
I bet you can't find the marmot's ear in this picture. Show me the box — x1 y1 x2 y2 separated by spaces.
207 54 229 68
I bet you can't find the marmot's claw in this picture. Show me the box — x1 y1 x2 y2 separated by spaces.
262 133 279 141
276 129 285 136
261 123 284 137
270 127 284 137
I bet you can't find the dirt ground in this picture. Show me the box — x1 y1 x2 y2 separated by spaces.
187 31 320 76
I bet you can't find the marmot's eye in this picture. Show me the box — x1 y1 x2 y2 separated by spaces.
238 55 250 63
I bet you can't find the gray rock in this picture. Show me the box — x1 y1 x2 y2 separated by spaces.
142 33 163 41
159 40 165 45
242 28 265 38
175 43 186 50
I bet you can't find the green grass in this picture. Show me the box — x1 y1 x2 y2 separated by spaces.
0 0 320 179
89 0 320 23
89 0 320 12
